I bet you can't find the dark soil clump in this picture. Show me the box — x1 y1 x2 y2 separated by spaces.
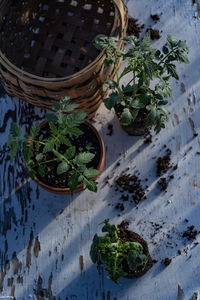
163 257 172 266
183 226 199 241
156 149 172 176
151 14 160 22
144 132 152 144
146 28 161 40
127 17 144 38
158 177 168 191
107 124 113 136
115 203 125 211
116 174 146 204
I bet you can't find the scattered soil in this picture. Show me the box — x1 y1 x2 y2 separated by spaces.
151 14 160 22
156 149 172 176
115 203 125 211
33 122 101 188
144 131 152 144
127 17 144 38
182 225 199 241
117 221 152 278
107 124 113 136
163 257 172 266
158 177 168 191
116 173 146 204
146 28 161 40
121 194 129 201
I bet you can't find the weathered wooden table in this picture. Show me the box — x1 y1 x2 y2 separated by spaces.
1 0 200 299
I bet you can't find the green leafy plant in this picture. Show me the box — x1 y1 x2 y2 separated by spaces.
8 97 99 192
94 33 189 133
90 219 148 284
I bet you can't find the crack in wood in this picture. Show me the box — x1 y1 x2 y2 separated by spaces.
33 236 41 258
26 229 34 271
34 273 55 300
12 252 22 275
191 0 200 17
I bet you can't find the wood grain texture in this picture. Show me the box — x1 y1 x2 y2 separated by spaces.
1 0 200 299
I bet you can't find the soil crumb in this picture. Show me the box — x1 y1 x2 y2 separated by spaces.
127 17 144 38
146 28 161 40
115 203 125 211
116 173 146 204
158 177 168 191
182 225 199 241
156 149 172 176
107 124 113 136
163 257 172 266
151 14 160 22
144 131 152 144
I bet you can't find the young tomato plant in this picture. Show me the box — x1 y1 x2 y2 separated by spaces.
94 33 189 133
90 219 148 284
8 97 99 192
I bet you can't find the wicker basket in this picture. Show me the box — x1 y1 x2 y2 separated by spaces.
0 0 128 118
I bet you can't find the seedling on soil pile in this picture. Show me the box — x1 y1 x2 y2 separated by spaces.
94 33 189 133
90 219 148 284
8 97 99 192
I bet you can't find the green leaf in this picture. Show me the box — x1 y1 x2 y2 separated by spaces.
84 168 99 179
167 35 178 47
74 152 95 165
104 92 120 110
9 142 20 160
52 101 60 111
155 49 161 59
82 178 98 192
59 135 72 147
63 103 79 112
90 234 100 263
146 106 157 126
36 153 43 162
120 108 133 126
57 161 70 175
166 64 179 80
29 169 36 180
175 51 190 64
65 111 86 128
30 123 40 138
43 140 55 153
66 127 83 136
64 146 76 159
38 165 45 177
130 99 145 109
162 46 169 54
68 170 79 191
10 122 21 137
45 113 57 123
49 121 58 135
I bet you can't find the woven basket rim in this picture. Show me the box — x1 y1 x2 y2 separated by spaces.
0 0 124 83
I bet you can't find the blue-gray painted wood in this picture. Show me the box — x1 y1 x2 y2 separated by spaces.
1 0 200 299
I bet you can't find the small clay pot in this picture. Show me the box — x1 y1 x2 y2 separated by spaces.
27 120 105 194
115 105 149 136
117 221 152 278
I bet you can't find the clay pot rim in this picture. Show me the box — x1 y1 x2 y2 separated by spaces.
27 119 105 194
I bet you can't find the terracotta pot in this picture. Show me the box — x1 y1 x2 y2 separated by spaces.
117 222 152 278
27 120 105 194
115 105 149 136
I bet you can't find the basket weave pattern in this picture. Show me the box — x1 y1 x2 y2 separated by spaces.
0 0 128 118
